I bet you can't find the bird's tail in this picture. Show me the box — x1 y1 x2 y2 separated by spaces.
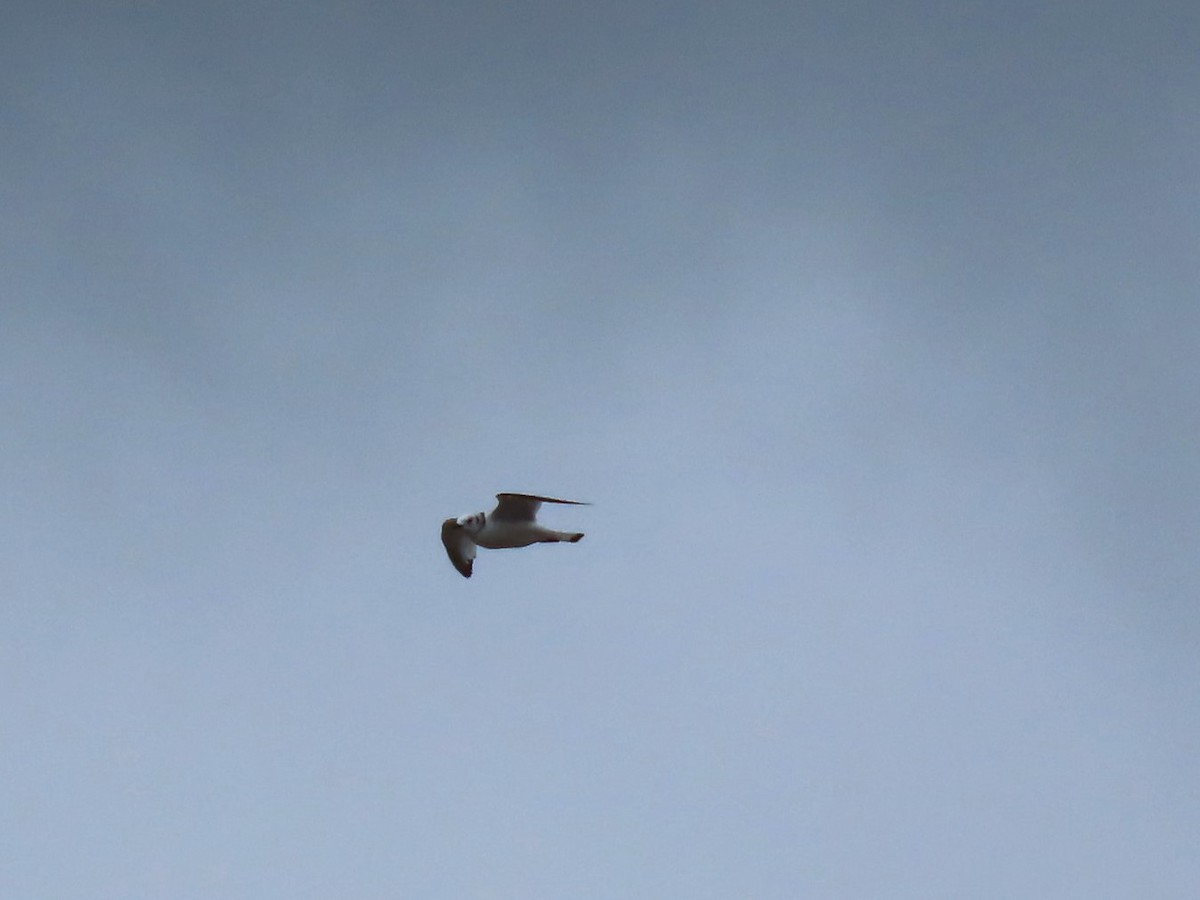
541 530 584 543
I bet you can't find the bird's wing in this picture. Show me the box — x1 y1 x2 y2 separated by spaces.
492 493 590 522
440 520 477 578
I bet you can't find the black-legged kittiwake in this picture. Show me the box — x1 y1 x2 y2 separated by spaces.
440 492 589 578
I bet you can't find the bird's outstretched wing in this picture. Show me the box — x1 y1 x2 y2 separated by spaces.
493 493 591 522
440 519 477 578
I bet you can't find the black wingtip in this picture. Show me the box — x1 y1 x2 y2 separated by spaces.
497 492 591 505
569 533 584 543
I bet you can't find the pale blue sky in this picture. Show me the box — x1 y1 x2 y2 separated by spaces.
3 2 1198 897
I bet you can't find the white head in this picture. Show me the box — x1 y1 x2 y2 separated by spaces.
456 512 486 534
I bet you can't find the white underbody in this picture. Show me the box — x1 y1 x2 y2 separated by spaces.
473 519 575 549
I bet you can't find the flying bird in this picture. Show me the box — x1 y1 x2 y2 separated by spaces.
441 492 590 578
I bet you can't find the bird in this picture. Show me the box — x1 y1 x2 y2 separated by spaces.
441 492 590 578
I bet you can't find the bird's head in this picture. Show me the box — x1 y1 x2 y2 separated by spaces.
455 512 485 533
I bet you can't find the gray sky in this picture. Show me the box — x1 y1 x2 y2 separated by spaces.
3 2 1198 897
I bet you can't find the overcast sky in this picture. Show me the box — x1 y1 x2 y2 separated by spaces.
3 2 1198 897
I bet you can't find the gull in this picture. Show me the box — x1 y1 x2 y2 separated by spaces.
441 492 589 578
